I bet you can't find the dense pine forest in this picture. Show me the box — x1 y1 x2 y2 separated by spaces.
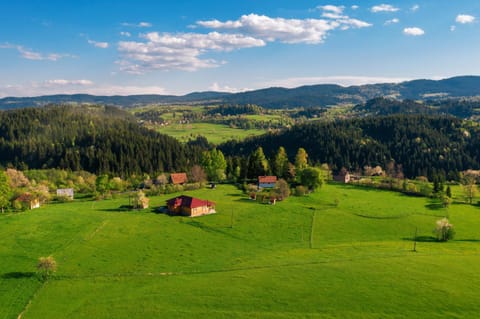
220 115 480 180
0 105 199 176
1 104 480 181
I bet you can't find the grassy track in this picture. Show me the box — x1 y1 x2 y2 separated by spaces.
1 184 480 318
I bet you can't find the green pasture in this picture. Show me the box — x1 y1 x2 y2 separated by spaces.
155 122 266 144
1 184 480 318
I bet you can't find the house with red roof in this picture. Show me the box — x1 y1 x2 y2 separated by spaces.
170 173 188 185
258 176 277 189
166 195 215 217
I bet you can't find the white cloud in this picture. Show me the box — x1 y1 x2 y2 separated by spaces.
384 18 400 25
117 31 265 73
261 75 412 88
351 5 359 10
456 14 476 24
411 4 420 12
318 5 345 15
0 43 73 61
44 79 94 86
122 22 153 28
0 81 168 97
117 12 372 74
209 82 250 93
450 25 456 32
371 4 399 13
403 27 425 36
120 31 131 37
87 40 109 49
197 13 371 44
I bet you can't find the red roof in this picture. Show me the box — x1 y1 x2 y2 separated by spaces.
170 173 188 184
166 195 214 209
16 193 35 202
258 176 277 184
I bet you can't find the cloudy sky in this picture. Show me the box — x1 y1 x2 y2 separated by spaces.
0 0 479 97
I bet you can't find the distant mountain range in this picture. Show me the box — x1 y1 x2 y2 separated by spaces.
2 76 480 109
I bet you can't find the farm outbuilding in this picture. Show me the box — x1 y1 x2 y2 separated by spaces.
334 169 351 184
166 195 215 217
14 193 40 210
57 188 74 200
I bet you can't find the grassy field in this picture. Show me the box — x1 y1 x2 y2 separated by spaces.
154 122 266 144
1 184 480 318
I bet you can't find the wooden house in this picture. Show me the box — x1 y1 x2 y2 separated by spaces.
334 169 351 183
15 193 40 210
170 173 188 185
166 195 215 217
258 176 277 189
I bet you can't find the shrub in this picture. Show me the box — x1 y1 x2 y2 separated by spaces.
295 185 307 196
37 256 57 280
434 218 455 242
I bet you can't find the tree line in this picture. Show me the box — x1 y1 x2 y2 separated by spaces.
0 105 201 176
219 114 480 180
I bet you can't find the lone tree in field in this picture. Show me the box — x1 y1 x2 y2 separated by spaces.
133 190 149 209
434 218 455 242
37 256 57 280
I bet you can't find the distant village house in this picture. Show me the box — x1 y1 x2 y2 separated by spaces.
57 188 74 200
170 173 188 185
258 176 277 189
166 195 215 217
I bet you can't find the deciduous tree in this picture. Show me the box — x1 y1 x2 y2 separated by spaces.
0 171 12 213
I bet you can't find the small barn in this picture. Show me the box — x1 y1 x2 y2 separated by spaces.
258 176 277 189
57 188 74 200
166 195 215 217
170 173 188 185
334 169 351 183
15 193 40 210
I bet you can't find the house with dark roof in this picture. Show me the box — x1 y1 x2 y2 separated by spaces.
166 195 215 217
258 176 277 189
170 173 188 185
333 169 351 184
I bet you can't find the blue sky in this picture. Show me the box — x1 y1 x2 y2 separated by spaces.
0 0 479 97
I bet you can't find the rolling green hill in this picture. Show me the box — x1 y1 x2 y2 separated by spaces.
1 184 479 318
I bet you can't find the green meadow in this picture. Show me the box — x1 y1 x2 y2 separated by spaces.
1 184 480 319
155 122 266 144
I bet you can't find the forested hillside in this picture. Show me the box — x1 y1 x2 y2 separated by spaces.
0 105 198 175
220 115 480 179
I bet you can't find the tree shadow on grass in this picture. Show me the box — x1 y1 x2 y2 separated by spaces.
402 236 437 242
1 272 36 279
425 200 444 211
98 205 134 213
455 239 480 243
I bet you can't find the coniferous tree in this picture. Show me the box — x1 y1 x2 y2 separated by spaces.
247 147 269 179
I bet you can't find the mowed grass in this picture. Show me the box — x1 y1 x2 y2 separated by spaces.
155 122 266 144
1 184 480 318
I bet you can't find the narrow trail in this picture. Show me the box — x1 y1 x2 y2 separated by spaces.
16 282 45 319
